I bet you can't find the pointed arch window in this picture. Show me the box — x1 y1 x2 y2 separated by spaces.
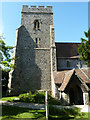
34 20 40 30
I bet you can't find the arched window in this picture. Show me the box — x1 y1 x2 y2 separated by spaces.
34 20 40 29
35 38 41 48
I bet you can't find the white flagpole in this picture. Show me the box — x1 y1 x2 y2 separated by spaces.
45 91 48 120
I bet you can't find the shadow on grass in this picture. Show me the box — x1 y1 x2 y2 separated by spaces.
1 105 88 120
1 105 45 119
0 105 74 120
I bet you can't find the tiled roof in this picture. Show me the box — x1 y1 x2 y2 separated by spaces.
59 69 74 91
55 42 81 58
54 68 90 91
75 68 90 83
54 70 69 84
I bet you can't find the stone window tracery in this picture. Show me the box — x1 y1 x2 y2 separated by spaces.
34 20 40 30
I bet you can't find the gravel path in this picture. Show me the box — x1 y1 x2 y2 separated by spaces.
0 100 45 110
0 100 90 112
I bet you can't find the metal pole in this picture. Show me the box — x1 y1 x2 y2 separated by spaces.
45 91 48 120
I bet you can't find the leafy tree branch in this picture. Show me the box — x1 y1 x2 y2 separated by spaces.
78 29 90 67
0 35 15 72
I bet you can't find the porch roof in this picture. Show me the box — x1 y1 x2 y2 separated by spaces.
54 70 70 84
58 69 74 91
54 68 90 91
75 69 90 83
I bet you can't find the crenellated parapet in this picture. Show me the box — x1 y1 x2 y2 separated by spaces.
22 5 53 14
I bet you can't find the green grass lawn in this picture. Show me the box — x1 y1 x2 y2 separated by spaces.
0 105 88 120
0 91 62 105
0 92 89 119
0 105 46 120
1 96 19 102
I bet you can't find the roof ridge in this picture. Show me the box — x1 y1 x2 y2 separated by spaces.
60 69 74 91
65 69 74 75
79 68 90 80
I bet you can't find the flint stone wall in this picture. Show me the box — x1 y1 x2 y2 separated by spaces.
8 5 56 95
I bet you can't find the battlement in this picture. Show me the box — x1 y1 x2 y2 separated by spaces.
22 5 53 14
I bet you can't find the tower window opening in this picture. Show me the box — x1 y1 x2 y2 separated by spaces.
36 38 38 43
34 20 40 29
35 38 40 48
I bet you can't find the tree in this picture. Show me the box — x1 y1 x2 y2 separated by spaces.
0 35 16 92
78 29 90 67
0 35 14 72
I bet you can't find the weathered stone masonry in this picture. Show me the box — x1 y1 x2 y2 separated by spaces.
8 5 56 95
8 5 90 105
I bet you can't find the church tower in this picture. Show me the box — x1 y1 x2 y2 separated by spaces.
8 5 56 96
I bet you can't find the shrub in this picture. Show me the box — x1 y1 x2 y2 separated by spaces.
48 94 61 105
34 92 45 104
18 91 61 105
49 105 82 118
67 107 81 117
18 91 34 103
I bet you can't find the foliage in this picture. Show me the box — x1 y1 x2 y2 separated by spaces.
1 91 61 105
78 29 90 67
18 91 34 103
0 35 16 93
2 69 9 91
1 105 88 120
1 96 19 102
48 94 62 105
0 92 88 119
33 92 45 103
0 35 14 71
49 105 83 119
18 91 61 105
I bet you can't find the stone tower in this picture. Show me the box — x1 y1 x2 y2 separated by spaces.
8 5 56 96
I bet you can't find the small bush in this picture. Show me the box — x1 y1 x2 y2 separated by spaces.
18 91 34 103
18 91 45 103
34 92 45 104
67 107 81 117
18 91 61 105
48 94 61 105
49 105 82 118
